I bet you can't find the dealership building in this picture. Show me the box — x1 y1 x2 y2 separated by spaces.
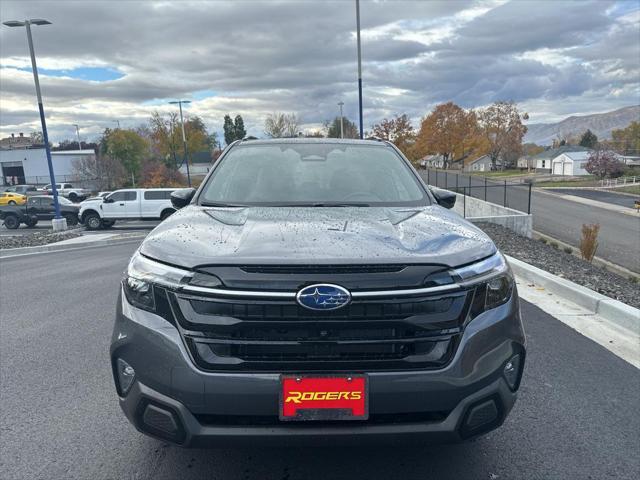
0 146 95 186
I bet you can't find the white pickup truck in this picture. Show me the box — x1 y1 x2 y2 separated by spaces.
79 188 177 230
43 183 92 202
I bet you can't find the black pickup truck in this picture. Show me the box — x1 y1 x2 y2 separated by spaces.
0 195 79 229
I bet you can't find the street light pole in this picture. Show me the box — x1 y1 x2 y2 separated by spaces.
169 100 192 187
355 0 364 139
338 101 344 139
72 124 81 149
4 18 65 229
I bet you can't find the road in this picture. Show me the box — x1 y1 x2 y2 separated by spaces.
549 189 638 208
1 242 638 480
422 170 640 272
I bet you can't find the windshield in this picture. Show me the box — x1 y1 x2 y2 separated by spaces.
57 197 73 205
199 143 429 207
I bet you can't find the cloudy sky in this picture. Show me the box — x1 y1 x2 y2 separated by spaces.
1 0 638 143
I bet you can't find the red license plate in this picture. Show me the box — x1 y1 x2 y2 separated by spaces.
279 375 368 421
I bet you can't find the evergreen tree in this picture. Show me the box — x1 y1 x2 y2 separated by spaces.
234 115 246 140
223 115 235 145
579 129 598 149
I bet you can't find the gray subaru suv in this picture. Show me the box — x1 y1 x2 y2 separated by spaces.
111 138 525 446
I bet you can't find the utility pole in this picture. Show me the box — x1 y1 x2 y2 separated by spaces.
355 0 364 139
73 124 81 149
113 120 121 129
169 100 192 187
338 101 344 139
3 18 65 230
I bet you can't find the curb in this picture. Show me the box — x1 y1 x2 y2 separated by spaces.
506 255 639 333
0 233 147 258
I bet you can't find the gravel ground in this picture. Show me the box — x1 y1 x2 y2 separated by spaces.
0 228 82 249
477 222 640 309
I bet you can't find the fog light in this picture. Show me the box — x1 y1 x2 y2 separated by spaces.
117 358 135 395
503 354 521 390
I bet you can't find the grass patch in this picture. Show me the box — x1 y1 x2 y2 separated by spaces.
535 177 599 187
469 169 525 178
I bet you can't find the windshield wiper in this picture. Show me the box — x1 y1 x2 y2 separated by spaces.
200 202 249 208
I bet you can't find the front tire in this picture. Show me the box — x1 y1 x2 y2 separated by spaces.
3 215 20 229
64 215 78 226
84 212 102 230
68 192 78 202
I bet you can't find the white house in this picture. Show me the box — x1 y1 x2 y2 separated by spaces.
464 154 501 172
531 146 592 173
419 154 446 168
551 151 592 176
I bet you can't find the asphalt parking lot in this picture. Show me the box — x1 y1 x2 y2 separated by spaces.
1 241 638 480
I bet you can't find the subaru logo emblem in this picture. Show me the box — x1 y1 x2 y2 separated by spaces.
296 284 351 311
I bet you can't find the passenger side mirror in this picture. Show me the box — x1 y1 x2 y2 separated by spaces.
429 187 456 209
171 188 196 209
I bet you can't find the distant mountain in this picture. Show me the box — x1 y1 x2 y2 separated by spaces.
524 105 639 145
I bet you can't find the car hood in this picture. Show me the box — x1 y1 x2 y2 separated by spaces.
140 205 496 269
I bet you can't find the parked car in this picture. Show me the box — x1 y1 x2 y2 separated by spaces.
81 191 112 203
42 183 91 202
79 188 176 230
0 195 79 229
3 184 39 196
0 192 27 206
111 138 526 447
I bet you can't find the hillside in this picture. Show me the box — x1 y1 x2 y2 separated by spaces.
524 105 639 145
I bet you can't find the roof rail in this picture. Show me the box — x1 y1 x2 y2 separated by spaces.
364 136 385 142
241 136 258 141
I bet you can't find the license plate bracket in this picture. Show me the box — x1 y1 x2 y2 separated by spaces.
279 374 368 421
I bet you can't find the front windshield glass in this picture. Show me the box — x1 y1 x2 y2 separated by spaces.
57 197 73 205
199 143 429 206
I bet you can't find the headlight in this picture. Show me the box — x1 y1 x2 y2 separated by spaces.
453 252 514 312
123 251 222 312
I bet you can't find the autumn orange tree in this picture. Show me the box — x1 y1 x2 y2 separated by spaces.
477 101 528 169
370 114 416 157
414 102 484 169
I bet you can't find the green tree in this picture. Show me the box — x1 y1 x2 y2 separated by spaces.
234 115 246 140
579 129 598 149
223 115 235 145
103 128 148 184
610 121 640 156
325 116 359 138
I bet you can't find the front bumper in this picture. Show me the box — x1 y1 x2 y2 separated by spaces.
111 287 526 447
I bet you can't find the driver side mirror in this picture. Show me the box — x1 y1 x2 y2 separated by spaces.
171 188 196 209
429 187 457 209
103 197 114 203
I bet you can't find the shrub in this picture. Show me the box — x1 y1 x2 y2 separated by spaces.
563 247 572 254
629 276 638 284
550 241 559 249
580 223 600 262
538 237 548 244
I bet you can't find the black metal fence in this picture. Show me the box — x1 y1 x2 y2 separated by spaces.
419 169 532 214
